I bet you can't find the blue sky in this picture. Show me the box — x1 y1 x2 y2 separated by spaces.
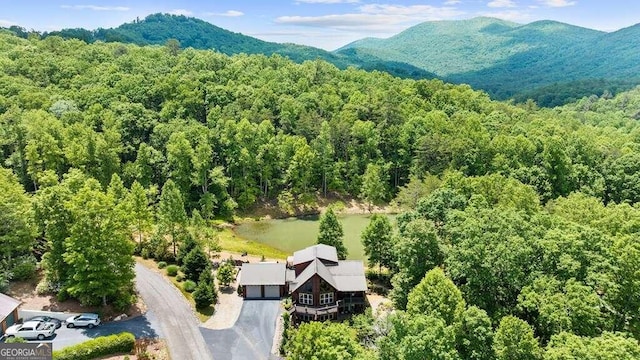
1 1 639 50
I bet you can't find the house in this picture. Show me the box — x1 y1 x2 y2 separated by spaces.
238 262 287 299
238 244 368 322
288 244 368 322
0 293 22 335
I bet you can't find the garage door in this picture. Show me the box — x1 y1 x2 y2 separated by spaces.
264 285 280 298
246 285 262 298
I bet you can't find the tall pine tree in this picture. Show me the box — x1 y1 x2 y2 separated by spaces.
317 208 347 260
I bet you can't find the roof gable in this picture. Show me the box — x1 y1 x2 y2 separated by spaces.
291 259 338 292
291 259 367 292
293 244 338 265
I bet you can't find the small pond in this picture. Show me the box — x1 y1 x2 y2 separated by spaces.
234 213 397 261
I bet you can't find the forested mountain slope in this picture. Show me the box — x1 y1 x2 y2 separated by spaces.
35 13 434 80
1 32 640 358
338 17 640 104
2 32 640 208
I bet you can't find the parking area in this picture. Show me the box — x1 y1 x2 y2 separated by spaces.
201 300 282 360
3 311 162 351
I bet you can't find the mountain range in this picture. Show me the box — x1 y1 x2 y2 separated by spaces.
6 14 639 107
338 17 640 103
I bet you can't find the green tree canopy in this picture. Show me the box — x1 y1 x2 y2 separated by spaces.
317 207 347 260
361 214 394 274
158 179 188 257
378 312 460 360
63 179 135 306
407 267 466 326
493 316 542 360
287 321 364 360
456 306 494 360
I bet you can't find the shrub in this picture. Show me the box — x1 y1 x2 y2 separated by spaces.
0 270 10 293
53 332 135 360
193 281 216 308
183 280 197 293
157 261 167 269
175 274 184 282
166 265 179 277
36 279 60 295
181 246 209 282
5 336 27 343
113 294 136 313
11 255 37 280
56 288 69 302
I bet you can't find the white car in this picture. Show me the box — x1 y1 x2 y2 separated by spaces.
65 313 101 328
4 321 56 340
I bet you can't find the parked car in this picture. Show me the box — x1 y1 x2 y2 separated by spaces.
27 315 62 329
4 320 56 340
65 313 101 328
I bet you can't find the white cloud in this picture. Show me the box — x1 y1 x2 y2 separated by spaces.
205 10 244 17
276 4 464 32
296 0 359 3
488 0 516 8
537 0 576 7
444 0 461 4
60 5 129 11
479 9 529 22
167 9 192 16
0 19 17 27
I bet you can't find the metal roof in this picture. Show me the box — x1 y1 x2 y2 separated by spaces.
292 244 338 265
328 261 368 292
238 262 286 286
290 259 367 292
0 292 21 320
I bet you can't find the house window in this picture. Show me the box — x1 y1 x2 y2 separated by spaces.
320 292 334 305
299 293 313 305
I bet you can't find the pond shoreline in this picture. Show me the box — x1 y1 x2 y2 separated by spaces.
236 197 398 223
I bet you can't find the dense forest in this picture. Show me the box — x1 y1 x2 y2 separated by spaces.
8 14 638 107
5 14 433 82
1 30 640 358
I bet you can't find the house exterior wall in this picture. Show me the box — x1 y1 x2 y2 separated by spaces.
1 309 18 334
292 275 340 322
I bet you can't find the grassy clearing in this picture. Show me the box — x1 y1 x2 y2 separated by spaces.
217 228 289 260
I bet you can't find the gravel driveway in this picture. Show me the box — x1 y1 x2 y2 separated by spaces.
135 263 213 360
201 300 282 360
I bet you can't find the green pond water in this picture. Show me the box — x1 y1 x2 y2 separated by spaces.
234 214 397 261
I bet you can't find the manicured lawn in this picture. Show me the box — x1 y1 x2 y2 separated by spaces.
217 228 289 260
233 214 397 261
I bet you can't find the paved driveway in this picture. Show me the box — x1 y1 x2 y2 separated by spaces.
201 300 282 360
135 263 214 360
47 312 162 350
